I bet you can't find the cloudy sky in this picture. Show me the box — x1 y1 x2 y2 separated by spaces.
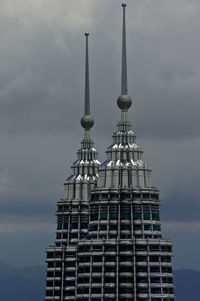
0 0 199 270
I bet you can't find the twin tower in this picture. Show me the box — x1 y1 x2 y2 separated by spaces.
45 4 176 301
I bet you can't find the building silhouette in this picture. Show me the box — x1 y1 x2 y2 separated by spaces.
45 3 175 301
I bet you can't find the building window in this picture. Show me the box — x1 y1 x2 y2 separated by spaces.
120 204 131 219
100 224 107 231
57 223 62 230
121 224 131 230
78 288 89 294
119 277 133 283
153 225 161 231
93 256 102 262
144 224 151 230
120 266 132 273
163 287 174 294
105 245 116 252
105 256 116 262
137 277 148 283
91 287 101 294
119 256 132 262
161 256 171 262
133 205 142 220
90 205 99 221
136 256 147 262
109 204 118 219
119 287 133 294
134 224 142 230
119 244 133 251
92 277 102 283
143 205 150 220
110 224 117 231
162 266 172 273
100 205 108 220
105 277 115 283
104 287 116 294
151 288 161 294
135 245 147 251
137 287 148 293
150 277 160 283
161 245 172 252
105 266 115 273
142 193 150 199
92 245 102 251
150 256 159 262
46 291 53 296
55 272 61 277
137 267 147 273
152 205 159 221
149 245 159 252
47 271 54 277
162 277 173 283
78 278 89 284
47 252 54 258
150 266 160 273
79 267 90 273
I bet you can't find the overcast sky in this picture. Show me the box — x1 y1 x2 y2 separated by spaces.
0 0 199 270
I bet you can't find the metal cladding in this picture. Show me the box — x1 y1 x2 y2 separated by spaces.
45 3 176 301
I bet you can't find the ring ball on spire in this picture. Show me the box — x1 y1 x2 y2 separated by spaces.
81 115 94 130
117 94 132 110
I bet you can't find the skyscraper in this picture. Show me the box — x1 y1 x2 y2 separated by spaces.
75 4 175 301
45 3 175 301
45 33 100 300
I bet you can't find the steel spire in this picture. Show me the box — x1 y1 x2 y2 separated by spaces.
84 33 90 115
117 3 132 114
121 3 128 95
81 33 94 143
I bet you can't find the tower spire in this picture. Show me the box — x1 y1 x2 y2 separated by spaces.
81 33 94 141
117 3 132 129
121 3 128 95
85 32 90 115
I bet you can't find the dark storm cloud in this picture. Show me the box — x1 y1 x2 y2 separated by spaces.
0 0 199 267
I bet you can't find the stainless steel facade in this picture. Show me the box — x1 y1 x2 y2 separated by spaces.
45 4 175 301
76 125 175 300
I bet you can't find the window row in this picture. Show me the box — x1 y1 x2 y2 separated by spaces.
89 223 161 232
91 193 159 201
77 276 173 285
90 204 159 221
47 271 75 278
78 243 171 254
57 204 88 212
57 222 88 230
137 287 174 294
78 265 172 274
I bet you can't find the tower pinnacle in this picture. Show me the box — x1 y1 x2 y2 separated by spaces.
117 3 132 111
121 3 127 95
81 33 94 132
